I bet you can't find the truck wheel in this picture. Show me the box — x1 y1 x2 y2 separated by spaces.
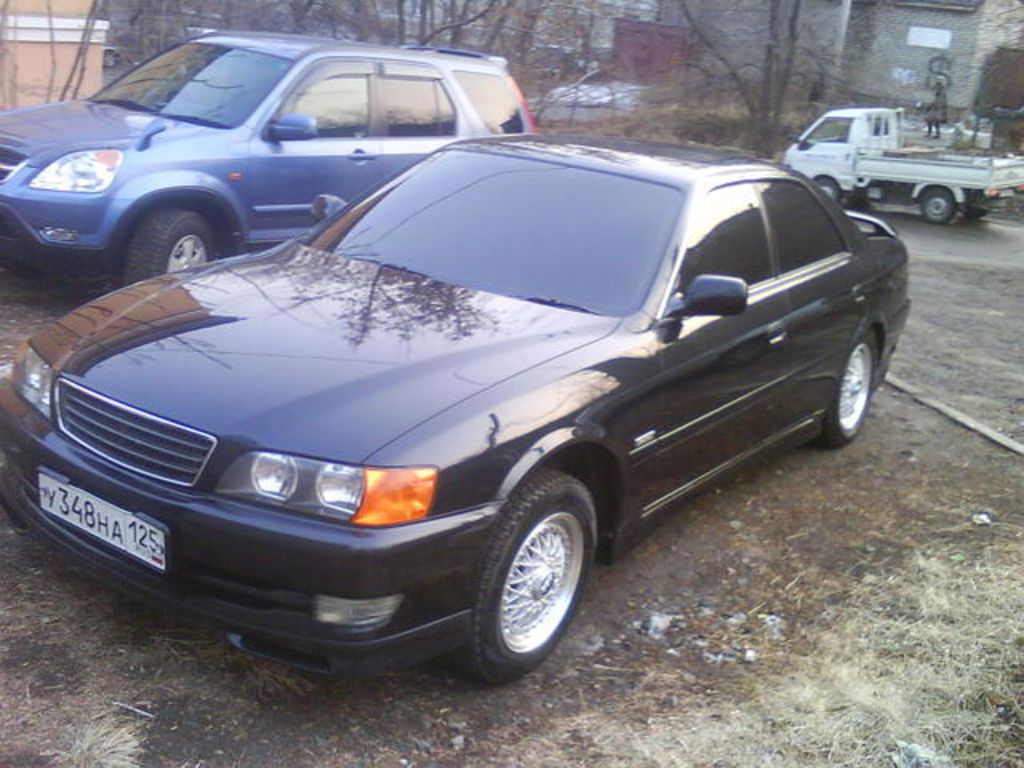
919 187 956 224
814 176 843 204
962 205 989 221
122 209 213 284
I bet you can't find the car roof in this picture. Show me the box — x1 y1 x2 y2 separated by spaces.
193 31 506 69
447 135 781 188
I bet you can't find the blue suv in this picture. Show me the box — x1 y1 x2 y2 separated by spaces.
0 33 534 283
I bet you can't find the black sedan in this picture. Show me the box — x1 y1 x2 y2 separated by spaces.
0 137 909 683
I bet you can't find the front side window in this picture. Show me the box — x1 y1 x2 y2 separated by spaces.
305 149 685 316
681 184 772 288
379 77 456 137
804 117 853 144
760 181 847 272
92 43 292 128
281 61 371 138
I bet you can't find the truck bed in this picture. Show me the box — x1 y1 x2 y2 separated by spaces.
856 150 1024 190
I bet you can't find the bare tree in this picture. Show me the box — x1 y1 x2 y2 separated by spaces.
677 0 805 155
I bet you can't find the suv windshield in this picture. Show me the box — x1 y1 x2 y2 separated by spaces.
307 149 684 316
92 42 292 128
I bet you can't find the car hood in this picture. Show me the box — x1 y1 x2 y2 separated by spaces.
0 100 209 162
36 243 619 463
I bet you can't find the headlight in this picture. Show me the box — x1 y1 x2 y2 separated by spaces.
12 343 54 417
217 451 437 526
30 149 124 193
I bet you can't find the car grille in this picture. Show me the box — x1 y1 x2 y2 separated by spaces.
57 380 217 486
0 148 25 182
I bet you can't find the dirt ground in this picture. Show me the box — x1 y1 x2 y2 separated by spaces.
0 213 1021 767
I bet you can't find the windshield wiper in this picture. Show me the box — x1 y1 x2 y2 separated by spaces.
520 296 596 314
90 97 156 113
160 113 230 129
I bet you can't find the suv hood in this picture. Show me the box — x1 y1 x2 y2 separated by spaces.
0 101 208 161
36 243 619 463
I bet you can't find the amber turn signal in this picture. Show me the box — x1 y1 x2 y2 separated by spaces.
351 467 437 527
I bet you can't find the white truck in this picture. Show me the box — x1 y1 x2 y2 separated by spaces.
784 107 1024 224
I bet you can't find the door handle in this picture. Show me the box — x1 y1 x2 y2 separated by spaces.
348 150 377 162
768 331 787 346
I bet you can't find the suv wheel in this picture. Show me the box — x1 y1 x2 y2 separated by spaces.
459 469 595 684
123 209 213 284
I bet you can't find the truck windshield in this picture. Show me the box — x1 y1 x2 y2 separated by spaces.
805 117 854 144
91 43 292 128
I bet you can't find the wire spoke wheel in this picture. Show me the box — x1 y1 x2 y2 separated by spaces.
838 342 873 435
499 511 584 655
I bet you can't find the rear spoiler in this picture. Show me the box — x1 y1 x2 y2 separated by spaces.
401 44 508 68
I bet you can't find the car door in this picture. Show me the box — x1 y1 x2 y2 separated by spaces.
758 179 864 425
370 61 460 182
632 182 793 518
242 59 382 244
788 116 856 186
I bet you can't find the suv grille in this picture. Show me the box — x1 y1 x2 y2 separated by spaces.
0 148 25 182
57 380 216 486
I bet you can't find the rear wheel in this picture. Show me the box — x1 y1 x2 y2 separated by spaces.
919 187 957 224
122 209 213 284
459 469 595 684
819 335 877 448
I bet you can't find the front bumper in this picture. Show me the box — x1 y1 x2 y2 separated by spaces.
0 203 116 273
0 383 498 674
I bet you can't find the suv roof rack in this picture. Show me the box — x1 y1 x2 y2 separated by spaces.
401 44 506 66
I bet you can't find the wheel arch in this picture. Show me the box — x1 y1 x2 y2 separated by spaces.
113 188 246 264
498 430 627 565
912 182 964 204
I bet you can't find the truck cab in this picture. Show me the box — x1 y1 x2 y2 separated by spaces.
784 108 903 199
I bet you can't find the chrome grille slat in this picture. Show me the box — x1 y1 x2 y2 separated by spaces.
57 380 216 486
62 396 210 457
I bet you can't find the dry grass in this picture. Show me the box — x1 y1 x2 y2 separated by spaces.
54 712 145 768
582 541 1024 767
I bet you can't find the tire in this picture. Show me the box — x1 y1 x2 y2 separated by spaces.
919 187 957 224
962 205 989 221
819 335 878 449
460 469 596 684
122 209 213 285
814 176 843 204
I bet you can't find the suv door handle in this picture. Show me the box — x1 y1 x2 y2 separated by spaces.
348 150 377 162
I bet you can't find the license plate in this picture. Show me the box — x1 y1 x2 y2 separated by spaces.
37 472 167 572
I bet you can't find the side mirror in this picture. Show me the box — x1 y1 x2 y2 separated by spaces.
667 274 749 319
798 139 813 151
267 113 317 142
311 193 347 222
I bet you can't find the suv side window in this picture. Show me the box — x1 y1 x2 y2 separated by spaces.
281 60 372 138
453 71 525 133
681 184 773 288
760 181 847 272
379 63 455 137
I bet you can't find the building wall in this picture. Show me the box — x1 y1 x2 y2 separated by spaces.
0 0 108 109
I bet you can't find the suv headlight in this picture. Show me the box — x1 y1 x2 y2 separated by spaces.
12 344 54 417
217 451 437 526
30 150 124 193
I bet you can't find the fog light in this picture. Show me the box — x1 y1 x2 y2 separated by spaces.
314 594 402 629
39 227 79 244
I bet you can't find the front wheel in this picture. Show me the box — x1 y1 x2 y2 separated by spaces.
819 336 877 448
460 469 595 684
122 209 213 284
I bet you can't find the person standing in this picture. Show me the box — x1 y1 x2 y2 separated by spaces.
925 82 948 139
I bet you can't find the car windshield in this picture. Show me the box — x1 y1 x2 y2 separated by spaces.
91 42 292 128
306 149 684 316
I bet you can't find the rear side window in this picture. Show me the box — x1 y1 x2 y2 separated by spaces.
760 181 847 272
453 71 526 134
282 61 372 138
681 184 772 287
379 77 455 137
